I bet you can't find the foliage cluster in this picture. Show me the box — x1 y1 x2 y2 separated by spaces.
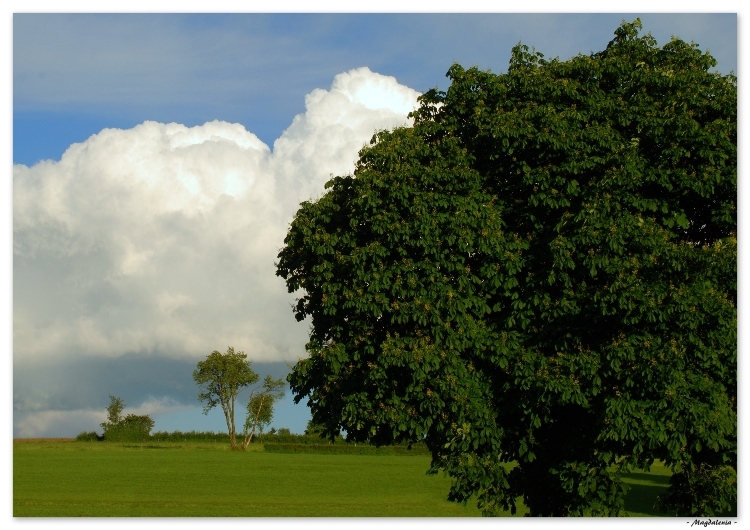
99 395 155 442
75 431 102 442
277 20 736 516
657 463 737 517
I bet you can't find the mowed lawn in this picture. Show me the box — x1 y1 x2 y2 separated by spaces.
13 439 670 517
14 439 483 517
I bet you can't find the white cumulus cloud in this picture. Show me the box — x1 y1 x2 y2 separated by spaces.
13 67 421 370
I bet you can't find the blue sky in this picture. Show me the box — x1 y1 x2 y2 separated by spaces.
14 13 737 166
12 12 739 439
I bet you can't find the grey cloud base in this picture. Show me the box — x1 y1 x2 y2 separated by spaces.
14 355 296 438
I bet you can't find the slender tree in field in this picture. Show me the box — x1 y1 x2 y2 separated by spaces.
242 375 286 448
277 20 736 516
104 395 124 426
193 347 259 450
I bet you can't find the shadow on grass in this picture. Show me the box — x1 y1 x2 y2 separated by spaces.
622 471 670 516
121 444 178 450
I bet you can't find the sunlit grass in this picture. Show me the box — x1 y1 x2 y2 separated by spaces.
13 439 480 516
14 439 671 517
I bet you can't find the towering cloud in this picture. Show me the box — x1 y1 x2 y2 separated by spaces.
13 68 420 436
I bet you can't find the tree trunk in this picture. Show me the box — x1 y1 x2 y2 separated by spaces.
221 397 239 450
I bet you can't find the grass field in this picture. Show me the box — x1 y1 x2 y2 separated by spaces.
13 439 672 517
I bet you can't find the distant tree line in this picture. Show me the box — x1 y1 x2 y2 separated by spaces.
76 414 424 449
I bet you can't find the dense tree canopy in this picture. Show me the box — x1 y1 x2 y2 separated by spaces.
276 20 736 516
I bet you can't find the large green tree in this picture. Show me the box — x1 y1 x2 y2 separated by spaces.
277 20 736 516
193 347 259 450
